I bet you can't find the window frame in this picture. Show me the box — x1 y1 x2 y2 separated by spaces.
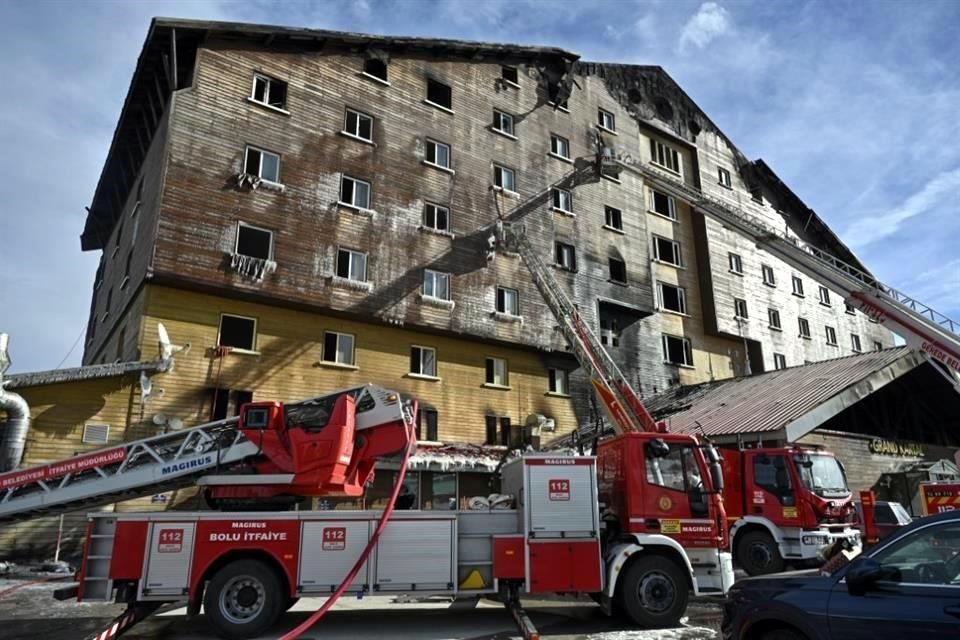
342 108 374 142
798 317 812 339
768 308 782 330
648 188 678 221
792 275 805 297
608 257 628 284
550 133 571 160
652 235 683 267
662 333 694 367
728 252 743 275
492 110 515 137
718 167 732 188
501 65 519 86
657 281 688 315
422 269 452 301
493 164 517 193
249 73 288 111
322 330 356 366
597 108 616 132
495 286 520 316
410 344 438 378
552 187 573 214
425 77 453 111
825 325 838 346
425 138 452 170
339 174 372 210
423 202 450 232
243 145 281 184
362 58 389 84
774 353 787 370
235 222 274 261
554 241 577 272
734 297 749 320
335 247 368 282
761 264 777 286
548 368 570 395
851 333 863 353
485 356 509 387
819 286 832 307
217 313 258 353
604 205 623 231
650 138 681 174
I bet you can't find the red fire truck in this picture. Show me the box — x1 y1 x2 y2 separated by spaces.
719 446 859 575
920 481 960 515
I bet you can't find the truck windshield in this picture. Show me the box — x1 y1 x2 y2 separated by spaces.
794 455 848 494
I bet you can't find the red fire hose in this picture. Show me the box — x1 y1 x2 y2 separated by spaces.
278 415 417 639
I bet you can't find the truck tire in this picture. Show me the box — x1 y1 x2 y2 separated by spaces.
203 559 285 639
737 530 785 576
618 555 689 628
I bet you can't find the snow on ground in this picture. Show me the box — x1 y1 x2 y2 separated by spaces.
586 628 717 640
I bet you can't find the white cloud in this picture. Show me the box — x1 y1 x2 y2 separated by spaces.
844 167 960 248
678 2 730 53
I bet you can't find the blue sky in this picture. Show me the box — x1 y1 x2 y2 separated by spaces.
1 0 959 373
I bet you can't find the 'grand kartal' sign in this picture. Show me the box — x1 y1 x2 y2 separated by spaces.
868 439 924 457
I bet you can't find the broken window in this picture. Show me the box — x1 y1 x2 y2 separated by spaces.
653 235 682 266
851 333 862 353
425 139 452 169
212 389 253 422
774 353 787 370
218 314 257 351
550 134 570 159
768 308 782 330
494 164 516 192
845 301 856 315
426 78 452 110
649 188 676 220
548 368 569 395
609 257 627 284
244 146 281 183
605 205 623 230
825 325 838 346
657 282 686 314
363 58 388 82
323 331 355 365
818 286 831 306
662 334 693 367
874 340 883 352
792 275 805 296
485 357 508 386
340 175 371 209
750 186 763 203
798 317 811 339
496 286 520 315
501 65 519 85
650 139 681 174
336 247 367 282
485 415 498 445
410 345 437 377
734 298 748 319
423 202 450 232
600 316 620 347
423 269 451 300
552 188 572 213
718 167 732 188
236 223 272 260
416 408 439 442
343 108 374 141
250 73 287 110
493 110 515 136
728 252 743 274
554 241 576 271
598 108 616 132
762 264 776 286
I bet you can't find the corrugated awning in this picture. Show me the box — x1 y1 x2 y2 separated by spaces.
3 360 169 390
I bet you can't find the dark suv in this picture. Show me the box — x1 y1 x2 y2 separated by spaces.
722 509 960 640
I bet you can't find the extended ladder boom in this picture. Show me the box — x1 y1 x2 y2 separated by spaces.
631 161 960 378
503 224 660 435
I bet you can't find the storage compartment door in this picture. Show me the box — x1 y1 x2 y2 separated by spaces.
142 523 196 597
300 520 372 593
526 463 597 536
375 520 455 591
528 539 602 593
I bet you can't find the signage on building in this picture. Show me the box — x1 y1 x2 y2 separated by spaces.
868 439 924 457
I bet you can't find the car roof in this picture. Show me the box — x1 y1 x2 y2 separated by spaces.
868 508 960 552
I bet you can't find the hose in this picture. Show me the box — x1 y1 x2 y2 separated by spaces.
278 415 416 639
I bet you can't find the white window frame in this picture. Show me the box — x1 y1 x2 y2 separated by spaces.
343 108 374 142
339 174 371 210
762 264 776 286
648 188 677 220
423 202 450 232
218 313 258 352
851 333 862 353
485 356 509 387
493 164 516 193
249 73 287 111
825 325 838 346
493 110 515 136
792 275 805 297
728 252 743 275
550 133 570 159
819 286 832 306
774 353 787 370
734 298 749 320
235 222 274 261
555 242 576 271
244 145 281 183
657 281 687 315
598 108 616 132
410 345 438 377
552 188 573 214
548 368 569 395
423 269 451 301
336 247 368 282
845 301 857 315
799 317 811 339
768 308 782 330
322 331 356 366
425 138 452 170
718 167 732 188
650 138 681 174
662 333 693 367
604 205 623 231
653 235 682 267
496 286 520 316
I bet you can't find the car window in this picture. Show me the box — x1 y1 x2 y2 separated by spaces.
874 504 894 525
646 447 686 491
872 522 960 585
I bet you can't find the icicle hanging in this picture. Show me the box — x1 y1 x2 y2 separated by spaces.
229 253 277 281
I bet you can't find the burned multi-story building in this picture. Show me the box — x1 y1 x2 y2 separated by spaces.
78 18 890 458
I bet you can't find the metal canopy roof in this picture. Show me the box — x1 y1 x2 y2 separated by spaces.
3 360 169 390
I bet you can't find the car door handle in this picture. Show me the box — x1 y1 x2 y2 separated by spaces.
945 605 960 618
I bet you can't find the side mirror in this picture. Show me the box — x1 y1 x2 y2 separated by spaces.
846 557 883 596
710 461 724 492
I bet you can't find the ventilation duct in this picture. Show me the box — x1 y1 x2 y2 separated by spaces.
0 333 30 472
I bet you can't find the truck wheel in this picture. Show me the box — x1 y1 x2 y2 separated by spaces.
204 559 284 639
618 555 689 628
737 530 785 576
